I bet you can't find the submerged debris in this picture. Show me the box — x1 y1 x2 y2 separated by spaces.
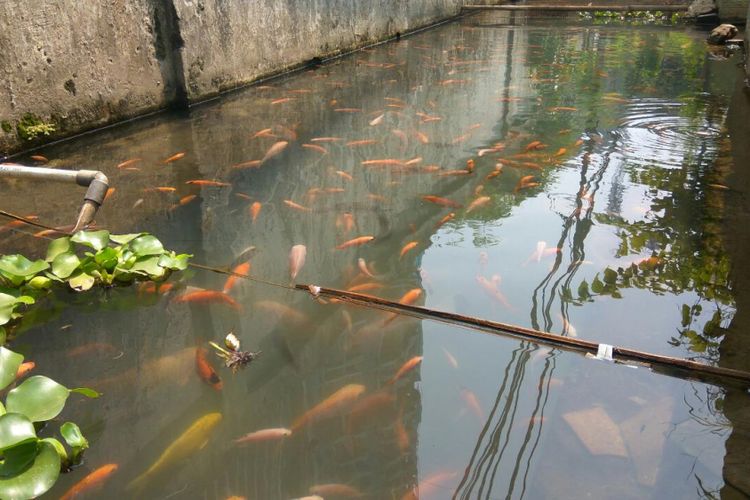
209 332 261 373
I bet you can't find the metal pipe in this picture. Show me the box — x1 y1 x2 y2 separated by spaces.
0 164 109 232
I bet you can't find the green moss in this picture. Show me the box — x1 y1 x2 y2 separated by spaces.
1 121 12 133
16 113 56 141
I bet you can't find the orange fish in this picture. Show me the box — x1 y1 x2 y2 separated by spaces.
347 282 383 293
362 159 404 167
442 348 459 369
461 388 484 420
347 391 396 432
137 281 174 295
421 195 462 208
195 347 222 391
404 157 422 167
310 137 342 142
476 275 512 309
525 140 545 151
438 169 470 176
346 139 378 147
548 106 578 112
283 200 312 212
163 152 185 164
234 428 291 445
435 212 455 228
60 464 119 500
402 471 458 500
178 194 197 206
15 361 35 380
466 196 490 213
334 108 361 113
0 216 38 234
302 143 328 154
400 241 418 259
336 213 356 233
271 97 295 105
574 139 584 147
357 258 374 278
252 128 273 138
384 289 422 325
387 356 423 385
521 162 542 170
415 131 429 144
186 180 230 187
291 384 366 431
336 236 375 250
335 170 353 182
554 148 568 157
395 409 410 452
223 261 251 293
289 244 307 282
261 141 289 163
30 155 49 163
248 201 262 222
174 289 241 310
104 187 116 201
232 160 262 170
117 158 142 169
145 187 177 193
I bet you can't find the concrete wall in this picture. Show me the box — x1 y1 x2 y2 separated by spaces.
0 0 468 156
716 0 749 21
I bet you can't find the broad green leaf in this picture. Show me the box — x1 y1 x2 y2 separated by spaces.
129 235 164 257
44 238 72 262
578 280 590 300
0 440 61 500
0 256 49 278
13 296 34 306
0 413 37 451
591 275 604 294
6 376 70 422
0 293 16 326
0 402 4 416
51 253 80 280
69 388 101 399
158 253 191 271
130 256 164 277
60 422 88 450
94 248 118 271
0 441 39 477
603 268 618 284
71 230 110 251
26 277 51 291
0 347 23 391
0 326 5 345
67 272 95 292
40 438 67 464
110 233 143 245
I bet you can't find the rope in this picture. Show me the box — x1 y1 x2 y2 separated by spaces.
2 208 749 388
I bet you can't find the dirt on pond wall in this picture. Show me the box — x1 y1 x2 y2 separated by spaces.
0 0 466 156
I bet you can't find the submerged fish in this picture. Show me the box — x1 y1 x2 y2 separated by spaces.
466 196 490 213
222 261 251 294
249 201 262 222
291 384 366 431
309 484 363 498
163 152 185 164
261 141 289 163
336 236 375 250
400 241 418 259
284 200 312 212
60 463 119 500
127 413 222 492
234 427 292 445
174 289 241 310
195 347 222 391
386 356 423 385
289 244 307 282
421 195 462 208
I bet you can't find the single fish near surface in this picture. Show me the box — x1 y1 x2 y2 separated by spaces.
60 463 119 500
15 361 35 380
400 241 418 259
421 195 462 208
252 127 273 138
383 289 422 325
117 158 142 169
283 199 312 212
554 147 567 157
195 347 222 391
289 244 307 282
232 159 262 170
261 141 289 163
466 196 490 213
291 384 366 431
476 275 512 309
387 356 423 385
346 139 378 147
249 201 262 222
163 152 185 164
104 187 116 201
127 413 222 492
173 289 241 310
234 427 292 445
223 261 251 294
336 236 375 250
309 483 363 498
186 180 230 187
461 388 485 421
362 159 404 167
435 212 455 228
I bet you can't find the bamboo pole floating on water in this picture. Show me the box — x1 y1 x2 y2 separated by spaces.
462 4 689 11
1 210 749 388
295 283 750 387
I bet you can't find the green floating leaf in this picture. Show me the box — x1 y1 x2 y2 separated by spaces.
0 347 24 391
6 376 70 422
130 256 164 278
40 438 67 464
44 238 72 263
94 248 118 271
0 441 60 500
26 276 51 291
110 233 144 245
0 402 4 416
129 235 164 257
51 253 80 280
0 255 49 278
67 272 95 292
69 387 101 399
158 253 191 271
0 413 37 452
0 441 39 477
60 422 88 450
71 230 110 251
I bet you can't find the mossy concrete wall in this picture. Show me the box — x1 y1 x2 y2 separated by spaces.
0 0 469 156
716 0 749 21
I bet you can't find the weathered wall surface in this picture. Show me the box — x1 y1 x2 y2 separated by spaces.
0 0 468 156
715 0 749 21
0 1 178 156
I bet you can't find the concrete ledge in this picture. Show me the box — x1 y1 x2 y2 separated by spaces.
463 4 689 10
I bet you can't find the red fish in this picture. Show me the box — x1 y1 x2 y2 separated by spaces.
335 170 353 182
421 195 462 208
174 289 241 310
15 361 35 380
163 152 185 164
117 158 142 169
186 180 230 187
387 356 423 385
466 196 490 213
400 241 418 259
30 155 49 163
336 236 375 250
195 347 222 391
384 289 422 325
291 384 366 431
234 428 291 445
346 139 378 147
223 261 251 293
60 464 119 500
415 131 429 144
435 212 455 228
249 202 262 222
289 244 307 282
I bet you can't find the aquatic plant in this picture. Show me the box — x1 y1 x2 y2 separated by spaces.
0 230 191 341
0 345 99 499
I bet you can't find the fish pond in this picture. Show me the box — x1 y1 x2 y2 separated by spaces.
2 9 750 500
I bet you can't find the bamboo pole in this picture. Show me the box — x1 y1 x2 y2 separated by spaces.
462 4 689 11
296 284 750 387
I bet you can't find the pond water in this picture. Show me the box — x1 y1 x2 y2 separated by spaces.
2 10 750 499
